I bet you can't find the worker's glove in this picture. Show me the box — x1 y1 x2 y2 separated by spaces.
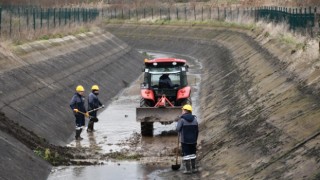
73 109 79 113
174 116 180 122
101 105 105 108
85 112 89 118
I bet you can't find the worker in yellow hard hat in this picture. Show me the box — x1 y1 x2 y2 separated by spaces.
70 85 89 140
87 85 104 132
176 104 199 174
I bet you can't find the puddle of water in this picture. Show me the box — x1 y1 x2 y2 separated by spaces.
49 50 202 179
48 161 168 180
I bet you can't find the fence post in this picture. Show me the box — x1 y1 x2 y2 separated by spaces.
18 7 21 33
10 8 12 37
209 7 211 20
33 8 36 31
59 8 62 26
218 7 220 20
53 8 56 28
237 7 239 20
101 8 104 19
40 8 43 29
65 8 67 25
201 6 203 21
77 8 80 22
176 8 178 20
68 8 71 27
168 8 170 20
314 7 320 52
194 6 196 20
151 8 153 20
135 9 138 21
129 9 131 20
47 8 50 30
86 9 89 22
74 8 76 22
184 7 187 21
122 9 124 19
0 6 2 37
304 8 307 29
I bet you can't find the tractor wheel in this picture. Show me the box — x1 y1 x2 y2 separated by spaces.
140 98 154 136
141 122 153 136
181 98 192 106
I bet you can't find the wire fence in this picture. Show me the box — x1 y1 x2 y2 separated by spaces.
0 5 319 38
0 5 99 38
256 6 318 36
101 6 319 37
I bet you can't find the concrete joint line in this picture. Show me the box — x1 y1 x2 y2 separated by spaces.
253 130 320 175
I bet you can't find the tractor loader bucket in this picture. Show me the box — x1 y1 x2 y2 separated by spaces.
136 107 182 123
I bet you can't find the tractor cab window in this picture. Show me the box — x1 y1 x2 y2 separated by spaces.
150 72 181 89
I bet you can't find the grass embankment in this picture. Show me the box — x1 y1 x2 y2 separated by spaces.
104 17 318 55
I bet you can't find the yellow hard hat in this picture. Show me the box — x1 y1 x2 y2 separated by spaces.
76 85 84 92
182 104 192 112
91 85 99 91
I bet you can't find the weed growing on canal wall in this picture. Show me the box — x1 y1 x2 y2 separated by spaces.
34 147 69 166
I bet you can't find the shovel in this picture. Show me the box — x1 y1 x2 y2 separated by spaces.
76 111 99 122
171 134 181 170
77 106 104 122
88 106 104 113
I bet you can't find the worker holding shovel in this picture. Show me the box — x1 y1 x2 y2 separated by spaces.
176 104 199 174
87 85 104 132
70 85 89 140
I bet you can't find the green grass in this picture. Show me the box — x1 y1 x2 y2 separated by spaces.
278 33 308 51
34 147 67 166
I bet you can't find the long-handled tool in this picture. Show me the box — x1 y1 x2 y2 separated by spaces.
171 134 181 170
76 111 99 122
76 106 104 122
88 105 104 113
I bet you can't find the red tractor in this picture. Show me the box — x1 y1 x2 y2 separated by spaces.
136 58 191 136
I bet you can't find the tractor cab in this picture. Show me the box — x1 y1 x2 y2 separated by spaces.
141 58 189 106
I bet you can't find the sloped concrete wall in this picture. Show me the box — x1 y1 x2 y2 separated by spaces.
0 32 143 145
0 31 144 180
104 24 320 179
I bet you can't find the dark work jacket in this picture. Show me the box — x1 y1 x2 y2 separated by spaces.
176 113 199 144
70 93 86 116
88 92 102 117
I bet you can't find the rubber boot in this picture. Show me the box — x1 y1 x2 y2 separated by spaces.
190 154 197 173
87 120 94 132
182 155 192 174
75 129 83 140
79 128 83 139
